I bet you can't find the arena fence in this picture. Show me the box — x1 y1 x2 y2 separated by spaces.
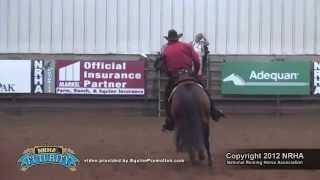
0 54 319 115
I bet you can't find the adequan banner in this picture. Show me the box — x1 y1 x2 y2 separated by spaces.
221 61 311 95
55 60 145 95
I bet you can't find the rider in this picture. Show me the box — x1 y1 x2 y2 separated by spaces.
161 29 224 131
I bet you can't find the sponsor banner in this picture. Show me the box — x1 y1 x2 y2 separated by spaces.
31 60 44 93
56 60 145 95
314 59 320 95
0 60 31 93
222 61 310 95
43 60 56 93
31 60 55 94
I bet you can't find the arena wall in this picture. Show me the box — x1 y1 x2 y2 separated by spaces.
0 0 320 55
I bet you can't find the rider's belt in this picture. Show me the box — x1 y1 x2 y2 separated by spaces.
170 69 193 77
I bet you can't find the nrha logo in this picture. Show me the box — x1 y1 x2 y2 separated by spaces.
314 61 320 95
33 60 44 93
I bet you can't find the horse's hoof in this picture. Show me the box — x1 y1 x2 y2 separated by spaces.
199 153 206 161
191 160 200 166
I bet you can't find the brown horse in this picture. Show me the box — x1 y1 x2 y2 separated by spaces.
153 55 213 166
170 77 212 166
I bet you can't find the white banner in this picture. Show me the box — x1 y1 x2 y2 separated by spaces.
0 60 31 93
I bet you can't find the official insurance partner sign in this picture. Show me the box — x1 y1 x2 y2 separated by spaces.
56 60 144 95
222 61 310 95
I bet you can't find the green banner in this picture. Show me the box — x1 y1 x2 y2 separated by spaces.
221 61 311 95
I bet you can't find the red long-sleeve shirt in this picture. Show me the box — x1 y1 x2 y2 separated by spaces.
162 41 200 74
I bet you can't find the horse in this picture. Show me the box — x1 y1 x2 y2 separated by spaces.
169 73 213 166
153 55 213 166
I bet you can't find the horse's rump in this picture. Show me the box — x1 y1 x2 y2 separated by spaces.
171 82 210 153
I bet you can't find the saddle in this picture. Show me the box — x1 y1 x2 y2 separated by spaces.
168 69 204 102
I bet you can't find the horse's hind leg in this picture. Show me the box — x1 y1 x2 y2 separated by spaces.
198 123 206 161
204 125 212 167
188 148 198 165
198 150 205 161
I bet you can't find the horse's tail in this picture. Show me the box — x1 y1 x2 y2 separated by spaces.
175 85 205 153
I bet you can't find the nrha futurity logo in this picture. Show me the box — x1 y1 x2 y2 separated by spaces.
17 146 79 172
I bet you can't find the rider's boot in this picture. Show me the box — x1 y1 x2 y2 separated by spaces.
210 99 225 121
162 79 175 131
162 101 175 131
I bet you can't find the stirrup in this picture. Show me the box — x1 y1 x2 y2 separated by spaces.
211 109 225 121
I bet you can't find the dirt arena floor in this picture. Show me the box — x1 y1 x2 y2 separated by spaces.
1 110 320 180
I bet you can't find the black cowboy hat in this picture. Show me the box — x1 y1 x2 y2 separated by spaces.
164 29 183 41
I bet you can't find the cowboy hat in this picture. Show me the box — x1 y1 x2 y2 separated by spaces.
164 29 183 41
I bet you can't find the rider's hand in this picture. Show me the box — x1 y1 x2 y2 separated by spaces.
196 74 204 80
